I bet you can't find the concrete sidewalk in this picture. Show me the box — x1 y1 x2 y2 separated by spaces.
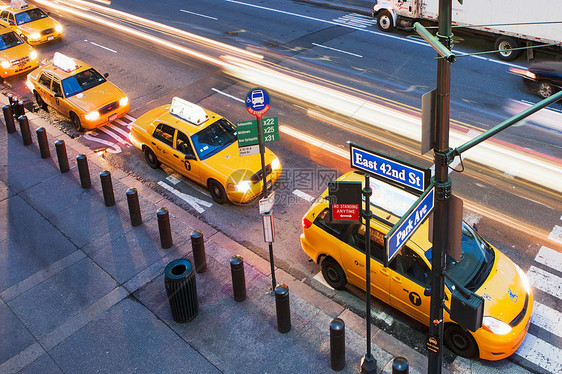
0 92 435 373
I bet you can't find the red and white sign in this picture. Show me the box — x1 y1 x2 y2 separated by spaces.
331 203 360 221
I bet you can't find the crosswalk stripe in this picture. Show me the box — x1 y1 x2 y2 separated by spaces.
535 246 562 274
532 302 562 338
527 266 562 300
515 333 562 373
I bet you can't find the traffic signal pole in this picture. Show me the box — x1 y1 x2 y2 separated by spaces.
428 0 453 372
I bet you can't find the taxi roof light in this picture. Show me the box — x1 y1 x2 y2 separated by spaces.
10 0 29 10
170 97 208 125
53 52 78 73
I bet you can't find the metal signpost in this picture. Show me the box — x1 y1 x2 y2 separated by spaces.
245 87 277 291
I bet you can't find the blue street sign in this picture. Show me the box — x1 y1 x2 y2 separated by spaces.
350 143 430 193
246 88 271 117
385 185 435 264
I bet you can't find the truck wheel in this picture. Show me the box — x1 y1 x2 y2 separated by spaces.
537 81 554 98
377 10 394 32
444 323 478 358
321 257 347 290
495 37 521 61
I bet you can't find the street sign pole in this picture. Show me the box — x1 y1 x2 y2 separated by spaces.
360 174 376 374
427 1 453 372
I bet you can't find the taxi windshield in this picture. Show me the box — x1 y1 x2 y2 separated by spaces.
0 31 23 50
61 68 106 97
191 118 237 160
426 222 495 291
15 8 48 25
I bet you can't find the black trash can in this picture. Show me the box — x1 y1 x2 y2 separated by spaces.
164 259 198 322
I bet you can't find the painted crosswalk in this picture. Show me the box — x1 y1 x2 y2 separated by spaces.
82 115 134 154
514 245 562 372
332 13 377 29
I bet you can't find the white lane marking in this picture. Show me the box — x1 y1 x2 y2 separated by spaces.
212 88 245 103
96 126 129 145
535 246 562 274
515 333 562 374
166 175 181 185
226 0 521 67
313 271 334 290
180 9 218 20
279 125 349 159
82 133 121 153
89 41 117 53
292 189 315 203
333 14 377 28
106 123 131 140
527 266 562 300
157 181 212 213
532 302 562 338
312 42 363 58
123 114 136 122
547 225 562 245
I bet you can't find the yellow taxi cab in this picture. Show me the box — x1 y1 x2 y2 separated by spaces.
0 0 63 45
301 170 533 361
26 52 129 131
129 97 282 204
0 21 38 78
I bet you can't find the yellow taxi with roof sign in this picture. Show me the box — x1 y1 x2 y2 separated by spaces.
301 170 532 361
26 52 129 131
129 97 282 204
0 0 63 45
0 21 38 78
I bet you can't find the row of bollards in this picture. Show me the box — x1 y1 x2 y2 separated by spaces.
3 95 410 373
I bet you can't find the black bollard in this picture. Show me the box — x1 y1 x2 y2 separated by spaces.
157 207 173 249
191 230 207 273
392 357 409 374
76 154 91 189
10 96 18 112
330 318 346 371
7 93 14 106
3 105 16 133
36 127 50 158
100 170 115 207
126 188 142 226
17 115 32 146
55 140 70 173
14 100 25 118
230 255 246 302
275 283 291 333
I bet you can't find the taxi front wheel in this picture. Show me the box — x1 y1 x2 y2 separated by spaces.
34 92 47 111
208 180 227 204
70 113 84 132
321 257 347 290
444 323 478 358
144 147 161 169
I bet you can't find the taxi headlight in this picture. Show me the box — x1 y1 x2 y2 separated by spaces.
482 316 512 335
119 97 129 107
84 111 100 121
29 51 38 60
29 32 41 40
515 264 531 294
1 60 10 69
55 25 63 33
228 180 252 193
271 157 281 170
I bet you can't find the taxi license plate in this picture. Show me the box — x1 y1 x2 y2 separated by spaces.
48 36 54 41
108 114 118 122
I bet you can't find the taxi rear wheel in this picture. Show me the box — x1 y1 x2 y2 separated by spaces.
208 179 228 204
70 112 84 132
144 147 161 169
321 257 347 290
444 323 478 358
34 91 47 111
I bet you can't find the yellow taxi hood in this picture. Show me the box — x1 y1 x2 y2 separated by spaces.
17 17 58 34
476 250 528 323
66 81 126 113
0 41 32 60
204 141 277 179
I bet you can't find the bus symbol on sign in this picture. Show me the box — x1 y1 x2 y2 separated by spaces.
246 87 271 117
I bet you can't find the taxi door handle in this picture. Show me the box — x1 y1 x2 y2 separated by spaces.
379 268 390 276
392 275 401 283
174 154 179 158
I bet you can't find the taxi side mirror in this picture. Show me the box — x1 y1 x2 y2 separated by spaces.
8 20 15 25
54 93 63 98
424 288 431 296
103 72 109 78
185 154 196 160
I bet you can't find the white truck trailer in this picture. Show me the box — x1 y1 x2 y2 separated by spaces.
371 0 562 60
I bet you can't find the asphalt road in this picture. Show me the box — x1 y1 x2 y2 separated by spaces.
2 0 561 372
